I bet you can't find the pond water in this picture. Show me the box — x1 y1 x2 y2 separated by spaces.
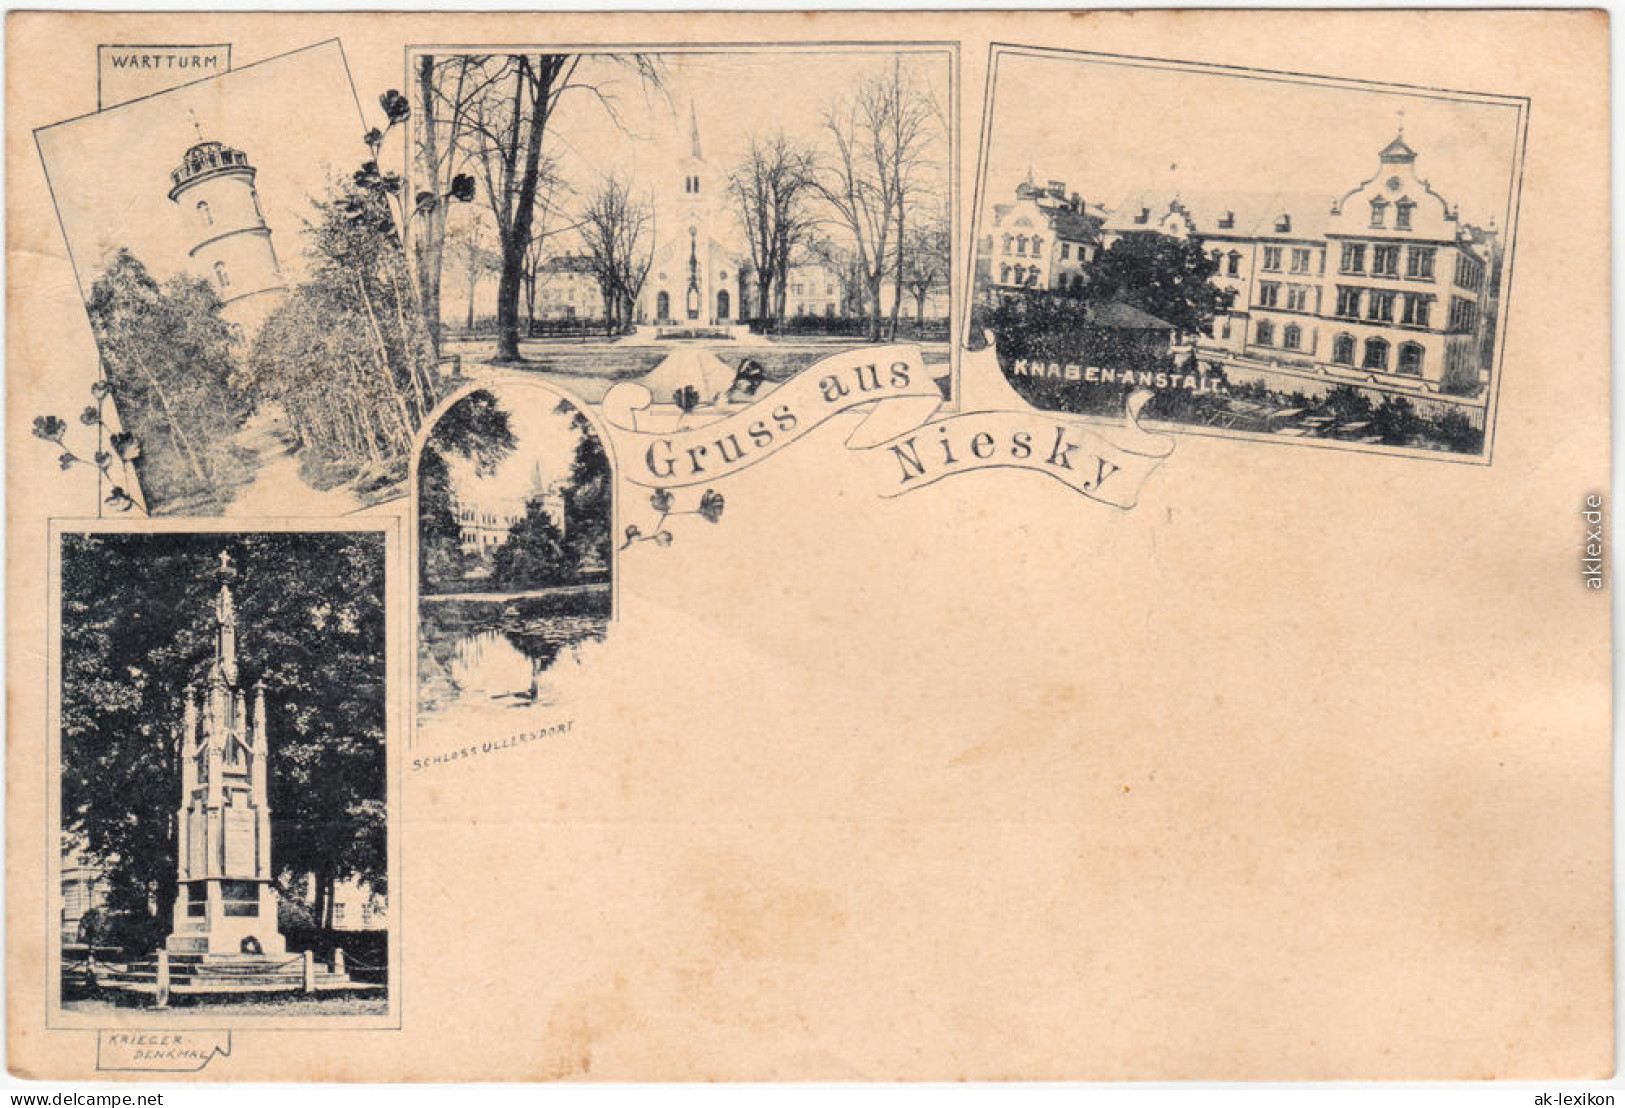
418 596 609 716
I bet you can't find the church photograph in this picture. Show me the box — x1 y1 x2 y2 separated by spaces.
34 40 443 516
416 382 613 735
969 46 1525 460
54 529 391 1018
412 46 953 420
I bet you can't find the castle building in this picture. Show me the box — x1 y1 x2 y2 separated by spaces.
165 553 284 958
168 134 288 340
977 177 1105 296
1096 134 1495 393
456 460 568 556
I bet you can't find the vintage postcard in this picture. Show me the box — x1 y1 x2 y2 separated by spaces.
5 9 1612 1085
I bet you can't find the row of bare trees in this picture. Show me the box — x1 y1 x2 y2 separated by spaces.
412 53 664 360
410 51 947 354
725 56 948 340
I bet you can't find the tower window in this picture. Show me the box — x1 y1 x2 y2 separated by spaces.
213 261 230 290
196 200 213 227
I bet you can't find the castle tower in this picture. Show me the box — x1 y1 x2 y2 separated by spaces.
168 132 288 340
166 552 284 957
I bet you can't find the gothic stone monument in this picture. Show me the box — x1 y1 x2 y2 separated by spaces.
164 553 285 958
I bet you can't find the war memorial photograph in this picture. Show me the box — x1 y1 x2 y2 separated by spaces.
52 529 392 1021
969 45 1527 461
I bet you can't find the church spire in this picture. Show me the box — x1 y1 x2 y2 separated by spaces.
211 550 238 687
689 100 702 161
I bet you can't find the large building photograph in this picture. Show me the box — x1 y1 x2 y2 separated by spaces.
970 47 1526 459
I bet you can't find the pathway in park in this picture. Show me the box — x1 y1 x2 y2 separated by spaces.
223 407 366 517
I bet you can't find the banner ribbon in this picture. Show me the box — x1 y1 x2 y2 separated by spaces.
600 340 1174 508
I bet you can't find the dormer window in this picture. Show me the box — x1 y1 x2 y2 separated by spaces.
1135 207 1149 224
1370 198 1388 228
1395 198 1415 231
1219 210 1235 229
1275 214 1291 234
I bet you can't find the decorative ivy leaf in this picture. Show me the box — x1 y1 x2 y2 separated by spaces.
80 405 100 426
89 380 112 400
379 89 411 124
698 489 725 524
653 531 674 547
650 488 674 514
58 453 76 471
32 415 66 441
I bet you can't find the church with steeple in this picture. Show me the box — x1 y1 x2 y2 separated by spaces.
637 104 751 327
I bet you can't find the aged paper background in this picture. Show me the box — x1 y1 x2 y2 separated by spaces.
6 10 1612 1081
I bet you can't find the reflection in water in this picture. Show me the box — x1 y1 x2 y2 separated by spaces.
418 595 609 716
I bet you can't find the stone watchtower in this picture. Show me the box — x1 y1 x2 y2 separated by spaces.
165 553 285 958
167 132 287 339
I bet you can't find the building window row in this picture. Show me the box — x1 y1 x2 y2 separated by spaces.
1260 245 1318 273
1448 295 1478 333
1339 243 1438 280
1454 253 1484 291
1369 197 1417 231
1334 286 1436 328
1254 320 1308 351
1256 281 1318 313
999 263 1043 287
1329 333 1426 376
1001 233 1045 257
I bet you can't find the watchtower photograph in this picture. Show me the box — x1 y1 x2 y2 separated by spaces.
53 528 392 1020
969 46 1526 461
35 40 444 516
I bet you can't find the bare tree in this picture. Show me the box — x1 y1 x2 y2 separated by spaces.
412 55 510 352
444 209 500 332
579 174 656 335
725 132 819 326
901 210 952 325
444 53 664 362
814 58 939 341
